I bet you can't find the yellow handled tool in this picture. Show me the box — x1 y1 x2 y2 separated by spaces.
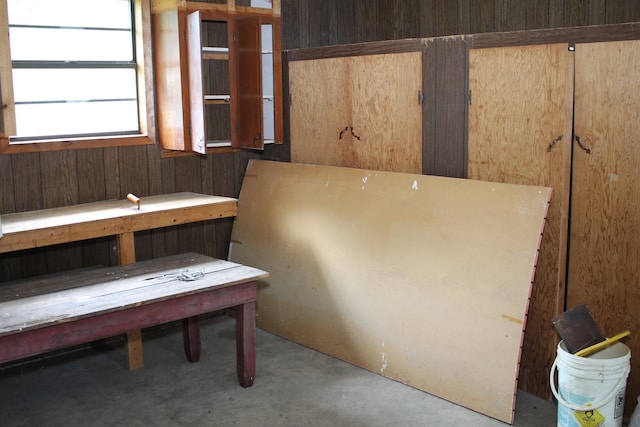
575 330 631 357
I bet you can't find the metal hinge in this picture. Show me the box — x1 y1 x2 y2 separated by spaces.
466 90 472 105
418 90 424 105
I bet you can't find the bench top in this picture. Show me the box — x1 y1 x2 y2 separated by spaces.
0 253 268 337
0 192 237 253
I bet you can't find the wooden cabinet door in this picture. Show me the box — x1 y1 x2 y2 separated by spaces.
152 8 190 152
230 16 263 149
467 43 574 399
570 40 640 415
187 12 263 153
289 52 422 173
186 11 207 154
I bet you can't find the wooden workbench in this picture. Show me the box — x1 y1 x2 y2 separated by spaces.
0 192 238 369
0 253 268 388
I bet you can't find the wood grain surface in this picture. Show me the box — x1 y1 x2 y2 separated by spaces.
0 253 268 336
570 40 640 414
467 43 573 399
230 160 551 423
0 192 237 254
289 52 422 173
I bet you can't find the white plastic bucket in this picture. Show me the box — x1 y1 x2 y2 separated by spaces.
550 340 631 427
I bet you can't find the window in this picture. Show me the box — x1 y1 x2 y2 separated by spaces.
0 0 155 153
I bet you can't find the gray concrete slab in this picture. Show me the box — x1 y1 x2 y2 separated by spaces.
0 314 557 426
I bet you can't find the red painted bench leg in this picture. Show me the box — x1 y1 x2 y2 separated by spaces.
235 301 256 388
183 316 201 363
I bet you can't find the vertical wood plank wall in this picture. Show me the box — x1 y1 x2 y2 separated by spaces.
282 0 640 50
0 147 264 281
280 0 640 178
0 0 639 403
278 0 640 407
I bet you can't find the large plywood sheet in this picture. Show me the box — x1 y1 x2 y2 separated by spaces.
230 160 551 424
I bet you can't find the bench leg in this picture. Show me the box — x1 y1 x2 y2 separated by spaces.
235 301 256 388
183 316 201 363
126 330 144 370
119 232 145 371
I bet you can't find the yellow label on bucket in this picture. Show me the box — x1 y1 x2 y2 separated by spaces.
573 409 605 427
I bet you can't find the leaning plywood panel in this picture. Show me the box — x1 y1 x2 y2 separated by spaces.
229 160 551 424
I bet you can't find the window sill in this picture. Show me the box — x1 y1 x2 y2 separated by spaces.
0 134 155 154
158 139 280 158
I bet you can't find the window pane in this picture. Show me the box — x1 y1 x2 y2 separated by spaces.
263 98 274 141
236 0 273 9
260 24 274 140
15 100 139 138
7 0 131 29
6 0 140 140
13 69 137 102
261 25 273 96
9 27 133 61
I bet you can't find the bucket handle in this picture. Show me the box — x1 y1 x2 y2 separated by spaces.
550 357 630 411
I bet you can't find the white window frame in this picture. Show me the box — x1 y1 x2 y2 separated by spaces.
0 0 155 154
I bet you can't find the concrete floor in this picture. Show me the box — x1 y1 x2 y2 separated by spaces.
0 314 558 427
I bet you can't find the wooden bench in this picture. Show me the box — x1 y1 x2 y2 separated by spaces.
0 192 240 371
0 253 269 388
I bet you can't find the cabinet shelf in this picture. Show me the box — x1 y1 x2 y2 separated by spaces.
205 95 231 104
203 46 229 60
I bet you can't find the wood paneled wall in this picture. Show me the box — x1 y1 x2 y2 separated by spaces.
280 0 640 177
3 0 637 279
281 0 640 49
0 146 266 282
1 1 639 398
277 0 640 410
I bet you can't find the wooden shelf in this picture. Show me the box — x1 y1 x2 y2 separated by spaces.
205 95 231 104
203 46 229 60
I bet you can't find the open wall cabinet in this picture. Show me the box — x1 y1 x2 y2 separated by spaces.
468 39 640 417
152 0 283 155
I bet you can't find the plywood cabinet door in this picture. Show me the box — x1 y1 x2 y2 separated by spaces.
289 52 423 173
569 40 640 412
468 40 640 418
467 43 574 399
